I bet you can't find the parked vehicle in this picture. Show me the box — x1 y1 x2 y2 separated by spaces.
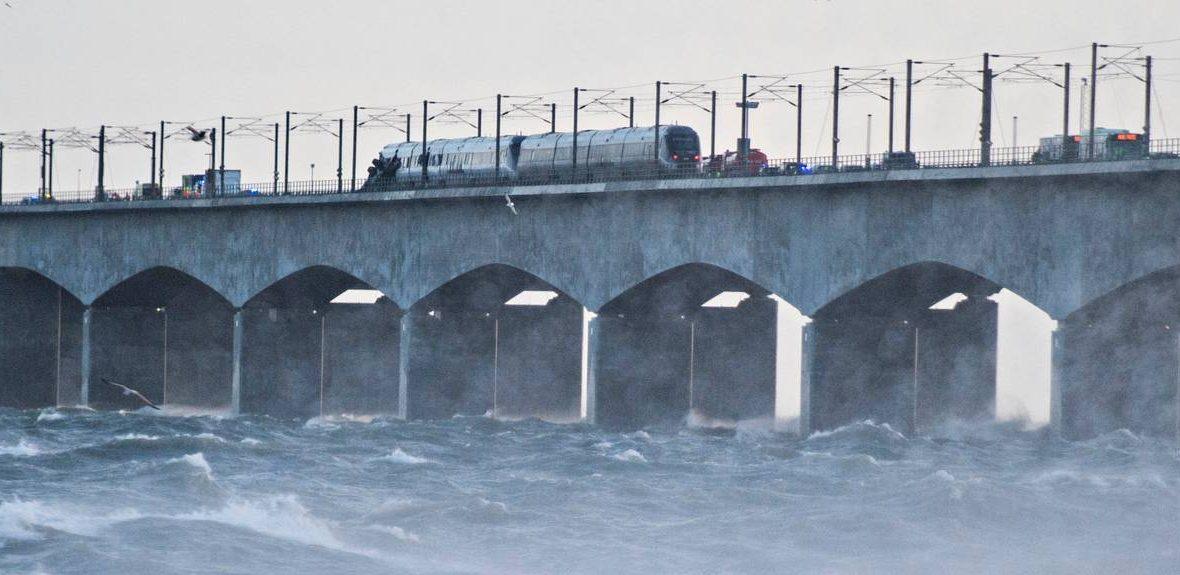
1033 128 1148 163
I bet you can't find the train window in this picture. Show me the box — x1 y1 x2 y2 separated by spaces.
667 134 699 155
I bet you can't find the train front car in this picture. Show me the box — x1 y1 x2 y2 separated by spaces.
364 135 523 188
363 140 421 190
660 125 701 171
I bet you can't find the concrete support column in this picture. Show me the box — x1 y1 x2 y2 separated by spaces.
772 296 806 433
231 308 244 415
80 307 92 406
799 322 817 436
397 311 413 420
583 312 600 424
1050 327 1063 434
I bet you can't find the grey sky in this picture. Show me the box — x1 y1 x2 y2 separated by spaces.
1 0 1176 194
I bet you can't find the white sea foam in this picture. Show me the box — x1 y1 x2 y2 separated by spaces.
807 420 908 442
192 433 226 443
0 440 43 457
685 409 738 430
35 410 65 423
313 413 378 424
176 495 356 553
168 453 215 480
366 523 421 543
240 437 262 445
303 417 340 429
378 448 433 465
114 433 161 442
611 449 648 463
0 499 140 542
629 430 653 442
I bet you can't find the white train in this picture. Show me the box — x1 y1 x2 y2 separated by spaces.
365 125 701 185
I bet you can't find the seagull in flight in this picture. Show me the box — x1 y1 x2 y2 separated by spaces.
102 377 162 411
185 126 209 142
504 194 517 216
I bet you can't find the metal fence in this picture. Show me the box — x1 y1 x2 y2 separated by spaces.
7 138 1180 207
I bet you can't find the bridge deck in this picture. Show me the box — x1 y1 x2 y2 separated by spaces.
4 158 1179 215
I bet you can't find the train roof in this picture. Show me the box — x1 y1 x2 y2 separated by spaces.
382 125 699 157
380 135 523 158
519 125 696 149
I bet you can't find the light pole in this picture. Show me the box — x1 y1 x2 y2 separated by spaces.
865 114 873 167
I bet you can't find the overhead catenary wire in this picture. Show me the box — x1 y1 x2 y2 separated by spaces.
5 37 1180 192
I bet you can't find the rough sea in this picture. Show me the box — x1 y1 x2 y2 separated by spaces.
0 408 1177 574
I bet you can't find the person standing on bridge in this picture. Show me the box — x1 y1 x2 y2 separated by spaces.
388 152 402 179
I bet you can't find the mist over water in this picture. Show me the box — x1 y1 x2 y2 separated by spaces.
0 408 1177 574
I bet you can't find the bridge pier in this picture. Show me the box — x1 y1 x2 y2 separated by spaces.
583 312 600 424
805 275 999 436
397 311 413 420
231 309 243 414
1055 271 1180 439
80 307 91 406
0 271 83 409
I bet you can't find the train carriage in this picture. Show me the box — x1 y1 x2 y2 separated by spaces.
370 135 524 184
365 125 700 188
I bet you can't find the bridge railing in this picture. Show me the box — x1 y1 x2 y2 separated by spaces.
7 138 1180 207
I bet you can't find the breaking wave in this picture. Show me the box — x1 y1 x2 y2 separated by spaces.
0 408 1176 573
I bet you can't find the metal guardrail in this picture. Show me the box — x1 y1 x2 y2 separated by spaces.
7 138 1180 207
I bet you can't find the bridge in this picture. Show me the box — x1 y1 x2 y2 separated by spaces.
2 159 1179 439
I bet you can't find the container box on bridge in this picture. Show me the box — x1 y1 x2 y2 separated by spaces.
1035 128 1146 162
178 170 241 198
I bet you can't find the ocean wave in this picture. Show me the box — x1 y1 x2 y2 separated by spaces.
377 448 433 465
113 432 226 444
611 448 648 463
34 410 65 423
175 495 363 555
365 523 420 543
0 439 44 457
0 499 141 543
807 420 908 443
167 452 215 480
628 430 653 442
114 433 162 442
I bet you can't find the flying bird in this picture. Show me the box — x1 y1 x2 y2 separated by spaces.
102 377 162 411
504 194 517 216
185 126 209 142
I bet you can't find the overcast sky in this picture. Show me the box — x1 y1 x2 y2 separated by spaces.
1 0 1177 194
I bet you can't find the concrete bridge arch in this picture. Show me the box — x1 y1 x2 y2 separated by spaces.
400 263 585 422
86 266 235 411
